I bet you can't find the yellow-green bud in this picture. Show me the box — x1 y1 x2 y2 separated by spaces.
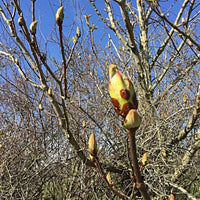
30 20 38 35
76 26 81 38
39 103 43 110
15 58 19 65
106 172 114 186
108 64 138 118
141 153 148 166
124 109 141 129
88 133 97 156
56 6 64 25
48 87 52 96
18 16 24 26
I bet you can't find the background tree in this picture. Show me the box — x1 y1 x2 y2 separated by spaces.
0 0 199 199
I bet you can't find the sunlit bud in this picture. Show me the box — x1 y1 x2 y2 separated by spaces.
161 147 167 158
170 193 175 200
78 52 81 59
188 40 193 47
106 172 114 186
76 26 81 38
56 6 64 25
183 94 187 103
88 133 97 156
30 20 38 35
89 154 95 162
18 16 24 26
15 58 19 65
124 109 141 130
82 120 86 128
39 103 43 110
108 64 138 118
181 17 185 25
141 153 148 166
48 87 52 96
84 14 91 26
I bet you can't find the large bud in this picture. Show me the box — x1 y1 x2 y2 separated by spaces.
124 109 141 130
108 64 138 118
30 20 38 35
56 6 64 25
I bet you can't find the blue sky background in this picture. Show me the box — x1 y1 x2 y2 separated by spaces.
16 0 199 56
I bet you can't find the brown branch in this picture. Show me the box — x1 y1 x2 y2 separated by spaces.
58 24 68 99
171 139 200 183
154 57 199 106
94 157 130 200
149 0 191 69
167 181 198 200
170 84 200 145
149 2 200 51
126 129 151 200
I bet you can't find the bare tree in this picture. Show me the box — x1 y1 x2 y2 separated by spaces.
0 0 199 199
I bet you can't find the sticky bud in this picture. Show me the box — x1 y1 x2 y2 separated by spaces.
56 6 64 25
108 64 138 117
188 40 193 47
18 16 24 26
39 103 43 110
82 120 86 128
30 20 38 35
170 193 175 200
89 154 95 162
124 109 141 130
181 17 185 25
48 87 52 96
88 133 97 156
161 147 167 158
84 14 91 26
76 26 81 38
106 172 114 186
141 153 148 166
15 58 19 65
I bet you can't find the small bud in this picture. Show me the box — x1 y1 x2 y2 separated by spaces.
89 154 95 162
161 147 167 158
48 87 52 96
78 52 81 59
141 153 148 166
84 14 91 26
106 172 114 186
188 40 193 47
170 193 175 200
76 26 81 38
18 16 24 26
39 103 43 110
88 133 97 156
124 109 141 130
82 120 86 128
181 17 185 25
56 6 64 25
15 58 19 65
183 94 187 103
30 20 38 35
